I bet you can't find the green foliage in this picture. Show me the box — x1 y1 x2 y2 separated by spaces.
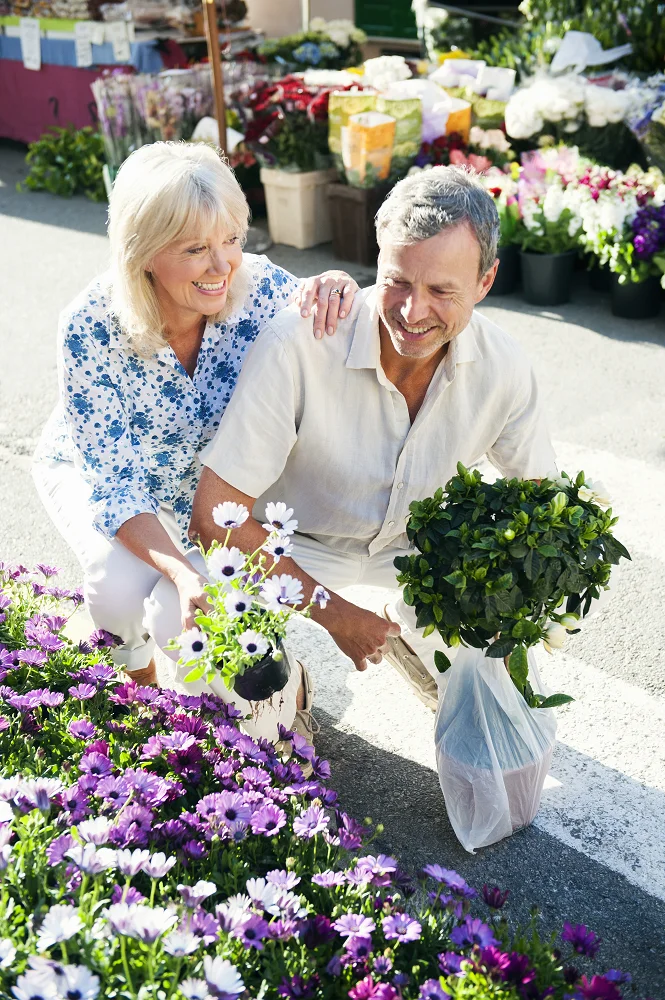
20 126 106 202
258 30 363 70
518 206 581 255
394 464 630 705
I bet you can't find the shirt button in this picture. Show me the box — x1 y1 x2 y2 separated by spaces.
396 482 404 490
388 520 395 528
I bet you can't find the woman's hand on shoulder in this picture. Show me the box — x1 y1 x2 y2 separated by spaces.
294 271 359 339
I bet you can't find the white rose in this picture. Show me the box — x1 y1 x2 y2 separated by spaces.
578 478 611 508
543 622 568 652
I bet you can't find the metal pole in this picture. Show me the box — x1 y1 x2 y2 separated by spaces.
301 0 310 31
202 0 227 155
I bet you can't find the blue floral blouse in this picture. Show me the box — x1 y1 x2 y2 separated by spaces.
35 254 299 546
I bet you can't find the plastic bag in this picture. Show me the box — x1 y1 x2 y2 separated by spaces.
435 646 556 853
341 112 396 186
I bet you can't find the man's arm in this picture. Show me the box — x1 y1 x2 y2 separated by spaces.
190 469 399 672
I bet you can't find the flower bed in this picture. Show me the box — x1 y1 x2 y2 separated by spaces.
0 564 636 999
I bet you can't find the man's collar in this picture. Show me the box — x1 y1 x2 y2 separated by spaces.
345 287 484 372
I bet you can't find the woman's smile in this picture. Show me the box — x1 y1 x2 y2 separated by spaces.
192 278 228 297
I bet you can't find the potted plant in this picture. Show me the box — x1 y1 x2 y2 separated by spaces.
597 202 665 319
394 464 630 849
172 501 329 702
482 167 522 295
240 76 339 249
517 179 582 305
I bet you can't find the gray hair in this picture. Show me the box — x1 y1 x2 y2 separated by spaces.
375 165 500 276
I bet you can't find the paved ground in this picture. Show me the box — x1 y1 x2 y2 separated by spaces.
2 141 665 995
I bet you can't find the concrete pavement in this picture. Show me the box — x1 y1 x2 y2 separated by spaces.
1 141 664 996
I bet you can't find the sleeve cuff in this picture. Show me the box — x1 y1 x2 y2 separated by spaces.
90 488 160 539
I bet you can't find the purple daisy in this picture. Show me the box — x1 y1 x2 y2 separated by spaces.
17 649 47 668
382 913 422 943
419 981 450 1000
482 884 510 909
293 804 328 840
79 752 113 778
345 935 373 961
333 913 376 939
450 917 497 949
250 803 287 836
69 683 97 701
233 913 269 950
312 870 346 888
561 922 602 958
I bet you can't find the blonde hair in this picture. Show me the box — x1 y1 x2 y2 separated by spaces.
108 142 251 356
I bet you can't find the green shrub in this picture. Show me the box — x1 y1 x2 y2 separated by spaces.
20 126 107 202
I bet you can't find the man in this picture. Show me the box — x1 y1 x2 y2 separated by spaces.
147 165 557 744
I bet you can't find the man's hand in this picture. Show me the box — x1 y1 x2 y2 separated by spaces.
313 595 401 672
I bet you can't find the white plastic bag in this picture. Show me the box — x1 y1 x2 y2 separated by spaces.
434 646 556 853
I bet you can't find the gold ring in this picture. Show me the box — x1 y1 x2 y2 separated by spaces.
329 287 342 296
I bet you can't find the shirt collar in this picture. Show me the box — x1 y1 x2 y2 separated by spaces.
345 288 484 374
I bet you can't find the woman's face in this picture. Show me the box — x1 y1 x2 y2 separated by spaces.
148 226 244 323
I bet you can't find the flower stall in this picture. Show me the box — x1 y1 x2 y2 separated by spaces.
0 505 639 998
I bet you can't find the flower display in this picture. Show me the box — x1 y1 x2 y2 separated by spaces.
258 20 366 72
0 561 635 996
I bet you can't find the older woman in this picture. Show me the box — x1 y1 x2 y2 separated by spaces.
32 141 356 736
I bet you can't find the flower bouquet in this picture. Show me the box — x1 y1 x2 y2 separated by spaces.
257 18 366 72
172 501 328 702
394 464 630 851
592 195 665 317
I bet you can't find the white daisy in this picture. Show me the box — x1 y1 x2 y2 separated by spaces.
162 929 200 957
178 628 208 661
77 816 112 846
212 501 249 530
262 534 294 563
0 937 16 968
206 546 246 584
60 964 100 1000
259 574 304 614
223 590 253 620
179 978 209 1000
312 585 331 609
237 630 269 658
11 969 59 1000
37 905 83 951
262 501 298 536
203 956 244 998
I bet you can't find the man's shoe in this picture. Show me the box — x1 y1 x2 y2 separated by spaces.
381 607 438 712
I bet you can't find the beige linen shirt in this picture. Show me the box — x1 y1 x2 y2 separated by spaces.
201 288 557 558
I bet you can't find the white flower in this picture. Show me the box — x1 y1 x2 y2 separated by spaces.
262 534 294 563
584 84 630 128
117 848 151 877
178 627 208 661
178 880 217 907
78 816 112 845
65 844 117 875
162 929 201 956
12 970 59 1000
262 502 298 536
212 501 249 530
312 585 331 609
237 630 269 659
179 980 209 1000
0 937 16 968
542 184 564 223
245 876 282 912
142 852 177 878
206 545 246 584
0 802 13 824
105 903 177 943
543 621 568 653
60 965 100 1000
203 956 245 998
653 183 665 207
37 905 84 951
362 54 411 90
0 779 20 802
0 843 12 870
578 478 611 508
259 574 304 614
223 590 253 620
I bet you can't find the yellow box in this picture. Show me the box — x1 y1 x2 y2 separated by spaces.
342 112 396 186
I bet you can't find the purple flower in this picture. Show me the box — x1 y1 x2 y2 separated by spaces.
382 912 422 942
345 935 373 961
293 804 328 839
0 718 8 732
373 956 393 975
46 833 74 866
482 884 510 909
438 952 467 976
419 981 450 1000
41 691 64 708
233 913 269 950
182 839 208 860
111 885 145 905
333 913 376 938
17 649 47 668
79 752 113 778
312 870 346 888
300 914 336 948
178 880 217 908
95 775 130 809
250 803 287 836
197 791 252 826
421 864 475 897
47 586 71 600
278 974 320 999
450 917 497 949
189 908 220 944
479 946 511 976
326 955 343 977
111 804 154 847
267 918 299 941
574 975 622 1000
561 922 601 958
36 564 60 577
349 976 397 1000
503 953 536 987
88 629 118 648
69 683 97 701
604 970 631 984
33 631 65 653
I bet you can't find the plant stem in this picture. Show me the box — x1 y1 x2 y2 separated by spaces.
120 935 136 997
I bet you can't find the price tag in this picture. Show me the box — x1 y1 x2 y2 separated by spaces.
19 17 41 71
106 21 131 62
74 21 93 67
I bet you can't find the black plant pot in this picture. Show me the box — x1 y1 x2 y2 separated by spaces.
520 250 577 306
488 244 520 296
233 642 291 702
610 274 661 319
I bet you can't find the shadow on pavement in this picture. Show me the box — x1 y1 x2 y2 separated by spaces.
316 708 665 999
0 140 107 237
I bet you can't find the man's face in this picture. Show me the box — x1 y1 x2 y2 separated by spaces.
376 223 497 360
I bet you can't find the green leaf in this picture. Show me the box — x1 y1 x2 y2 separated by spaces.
537 545 559 558
443 570 466 590
538 693 574 708
486 636 515 658
508 643 528 689
511 618 540 640
524 549 542 581
434 649 451 673
184 662 207 683
422 623 436 638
